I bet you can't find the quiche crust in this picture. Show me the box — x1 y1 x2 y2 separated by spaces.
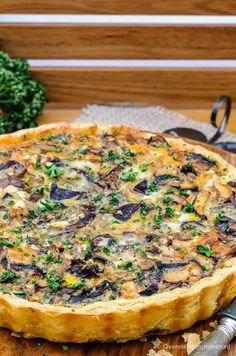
0 122 235 343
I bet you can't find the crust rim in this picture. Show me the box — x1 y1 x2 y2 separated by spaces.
0 122 236 342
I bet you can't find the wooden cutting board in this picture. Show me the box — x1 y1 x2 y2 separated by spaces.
0 140 235 356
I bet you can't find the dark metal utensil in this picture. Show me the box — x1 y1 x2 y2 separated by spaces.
164 96 232 145
190 298 236 355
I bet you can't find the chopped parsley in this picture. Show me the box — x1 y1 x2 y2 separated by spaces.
203 263 210 271
120 169 138 182
196 244 213 257
163 196 175 206
47 271 62 291
72 280 86 290
148 180 158 192
177 187 189 197
0 238 15 247
77 146 88 154
38 198 62 213
109 192 120 205
183 202 195 213
165 207 175 218
103 150 120 162
44 163 64 178
154 214 164 225
140 204 148 218
0 270 19 282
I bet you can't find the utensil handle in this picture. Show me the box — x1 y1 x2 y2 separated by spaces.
190 317 236 356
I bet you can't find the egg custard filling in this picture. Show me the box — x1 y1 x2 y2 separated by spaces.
0 124 236 307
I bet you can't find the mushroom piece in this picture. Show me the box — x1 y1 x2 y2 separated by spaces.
113 204 140 221
0 160 26 177
50 183 82 201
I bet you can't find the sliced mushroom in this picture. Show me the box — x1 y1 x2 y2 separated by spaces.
134 180 148 194
0 160 26 177
187 153 215 168
50 183 82 201
98 166 121 190
147 134 168 146
113 203 140 221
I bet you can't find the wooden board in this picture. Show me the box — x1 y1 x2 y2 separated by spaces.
1 110 236 355
1 23 236 59
30 67 236 107
0 0 236 15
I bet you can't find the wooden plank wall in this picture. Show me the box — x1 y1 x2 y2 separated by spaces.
31 67 236 107
0 0 236 15
1 24 236 59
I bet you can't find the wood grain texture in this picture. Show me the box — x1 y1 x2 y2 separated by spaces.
30 67 236 107
0 0 236 15
1 24 236 59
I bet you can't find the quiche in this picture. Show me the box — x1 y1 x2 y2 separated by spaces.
0 122 236 343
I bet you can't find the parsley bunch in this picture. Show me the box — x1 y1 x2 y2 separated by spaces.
0 51 46 134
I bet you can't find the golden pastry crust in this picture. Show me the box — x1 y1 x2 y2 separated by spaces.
0 122 235 343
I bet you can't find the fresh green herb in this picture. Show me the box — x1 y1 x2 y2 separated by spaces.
120 169 138 182
109 192 120 205
77 146 88 154
103 150 120 162
196 244 213 257
154 214 164 225
122 147 135 158
28 210 37 219
11 290 26 297
0 270 19 282
140 204 148 218
54 256 62 264
0 238 15 247
139 163 150 172
11 226 22 233
0 51 46 134
183 202 195 213
30 185 49 195
108 294 117 301
203 263 210 271
2 211 8 220
118 260 133 271
35 162 42 170
47 271 62 291
163 196 174 206
215 213 227 223
165 207 175 218
91 193 103 203
72 280 85 290
177 187 189 197
148 180 158 192
8 199 15 207
44 163 64 178
102 246 111 256
42 134 55 141
98 204 110 214
135 247 147 257
84 246 92 260
38 198 62 213
44 252 53 262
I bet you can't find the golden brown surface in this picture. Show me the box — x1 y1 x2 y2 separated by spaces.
0 122 236 349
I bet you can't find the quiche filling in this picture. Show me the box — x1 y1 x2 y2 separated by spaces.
0 126 235 306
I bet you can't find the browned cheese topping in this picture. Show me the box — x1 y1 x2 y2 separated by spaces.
0 126 235 306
